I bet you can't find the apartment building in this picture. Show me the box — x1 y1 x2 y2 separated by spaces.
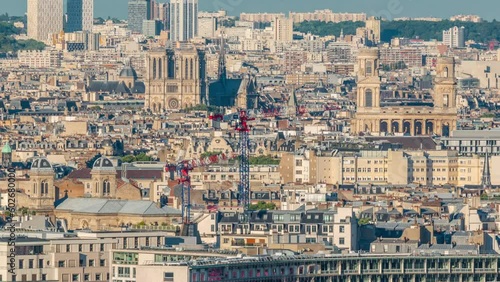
111 248 238 282
289 10 366 23
216 207 358 253
0 229 183 282
240 13 285 23
18 50 63 69
379 47 423 68
190 165 281 188
280 149 493 187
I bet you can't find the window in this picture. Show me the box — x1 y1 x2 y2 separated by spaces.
42 274 46 281
66 245 70 252
84 274 90 281
38 259 43 268
89 260 95 267
95 274 101 281
366 61 373 75
118 267 131 278
72 274 79 281
100 259 105 267
339 238 345 245
164 272 174 282
89 244 93 252
18 260 23 269
100 244 105 252
58 261 65 267
339 226 345 233
28 259 33 269
78 244 82 252
365 89 373 107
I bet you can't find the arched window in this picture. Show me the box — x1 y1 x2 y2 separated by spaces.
443 94 449 107
190 59 194 79
443 67 449 78
103 180 111 195
34 183 37 194
152 58 157 79
95 182 99 194
41 181 48 195
158 58 162 78
366 61 373 76
365 89 373 107
184 59 189 79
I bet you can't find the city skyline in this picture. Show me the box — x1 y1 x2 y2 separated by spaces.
4 0 499 20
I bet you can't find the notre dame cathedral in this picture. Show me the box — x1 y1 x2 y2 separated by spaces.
352 49 458 137
144 43 206 113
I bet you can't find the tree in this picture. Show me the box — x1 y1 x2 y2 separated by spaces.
358 218 371 225
249 201 276 211
201 151 222 158
249 155 280 165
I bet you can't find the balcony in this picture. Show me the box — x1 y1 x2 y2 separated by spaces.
404 269 425 274
343 269 359 274
362 269 380 274
428 268 449 274
475 268 496 273
451 268 472 273
383 269 402 274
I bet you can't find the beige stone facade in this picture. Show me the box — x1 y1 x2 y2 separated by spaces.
144 44 204 113
352 49 458 137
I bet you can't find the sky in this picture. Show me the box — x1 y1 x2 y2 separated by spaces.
1 0 498 21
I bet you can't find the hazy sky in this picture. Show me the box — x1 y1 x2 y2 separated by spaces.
2 0 498 20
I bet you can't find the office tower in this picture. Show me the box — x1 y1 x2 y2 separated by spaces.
27 0 64 41
169 0 198 42
128 0 152 33
66 0 94 32
143 20 162 37
273 16 293 42
443 26 465 48
365 16 381 44
158 3 170 30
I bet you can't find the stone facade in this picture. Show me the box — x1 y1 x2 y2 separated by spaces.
144 44 206 113
352 49 458 136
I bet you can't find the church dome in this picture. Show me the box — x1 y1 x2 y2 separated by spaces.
2 143 12 154
119 66 138 80
92 157 116 171
31 157 53 171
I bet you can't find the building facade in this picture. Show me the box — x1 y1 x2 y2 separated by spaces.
128 0 151 33
351 49 458 136
443 26 465 48
144 44 206 112
66 0 94 32
27 0 64 41
169 0 198 42
273 16 294 42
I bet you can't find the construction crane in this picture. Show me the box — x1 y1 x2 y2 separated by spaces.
165 152 233 225
235 109 254 218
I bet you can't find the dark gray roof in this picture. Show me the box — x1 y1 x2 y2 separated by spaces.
88 80 145 94
119 66 138 79
31 157 53 171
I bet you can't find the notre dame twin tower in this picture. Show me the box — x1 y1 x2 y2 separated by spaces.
352 49 457 136
145 43 206 113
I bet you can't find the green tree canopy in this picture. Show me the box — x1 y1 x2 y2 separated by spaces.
249 201 276 211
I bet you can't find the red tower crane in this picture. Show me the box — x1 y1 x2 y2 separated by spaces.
235 109 254 217
166 152 234 224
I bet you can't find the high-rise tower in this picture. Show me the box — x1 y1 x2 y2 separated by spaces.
128 0 152 33
27 0 64 41
169 0 198 42
66 0 94 32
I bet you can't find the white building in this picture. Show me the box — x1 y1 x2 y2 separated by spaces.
443 26 465 48
18 49 62 68
273 16 293 42
27 0 64 41
66 0 94 32
169 0 198 41
198 16 218 38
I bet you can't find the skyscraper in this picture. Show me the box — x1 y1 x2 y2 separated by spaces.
169 0 198 42
27 0 64 41
66 0 94 32
128 0 151 33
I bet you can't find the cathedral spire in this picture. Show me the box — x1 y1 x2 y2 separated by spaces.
482 151 492 189
218 29 227 85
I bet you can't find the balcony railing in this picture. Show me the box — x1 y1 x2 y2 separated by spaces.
405 268 425 273
343 269 359 274
475 268 495 273
451 268 472 273
428 268 449 273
